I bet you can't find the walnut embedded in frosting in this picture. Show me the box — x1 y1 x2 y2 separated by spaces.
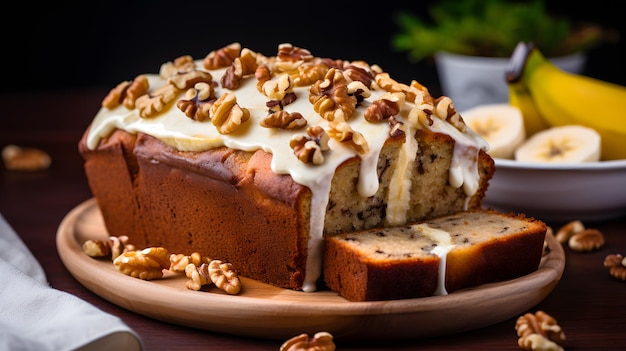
101 75 149 110
135 83 179 118
290 126 330 164
221 48 259 89
203 42 242 70
309 68 357 122
209 92 250 134
177 82 216 121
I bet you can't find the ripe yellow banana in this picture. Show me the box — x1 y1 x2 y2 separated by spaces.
507 80 549 137
507 42 626 161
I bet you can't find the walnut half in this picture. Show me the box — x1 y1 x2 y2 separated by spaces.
280 332 336 351
604 253 626 281
516 310 565 351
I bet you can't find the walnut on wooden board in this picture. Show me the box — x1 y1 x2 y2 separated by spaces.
169 252 211 273
280 332 336 351
208 260 241 295
113 247 170 280
82 235 135 260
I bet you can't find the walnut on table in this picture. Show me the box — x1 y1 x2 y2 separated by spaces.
604 253 626 281
1 144 51 171
280 332 336 351
555 220 605 252
515 310 565 351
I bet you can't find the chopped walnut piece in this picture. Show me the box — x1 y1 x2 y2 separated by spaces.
309 68 357 121
604 254 626 281
82 235 135 260
177 82 216 121
261 110 307 129
210 93 250 134
280 332 336 351
290 126 330 165
1 144 51 171
555 220 585 244
275 43 314 72
374 73 429 104
328 120 369 154
388 116 406 138
364 92 403 122
346 80 371 104
208 260 241 295
568 228 605 252
113 247 170 280
255 64 272 91
290 62 329 87
102 75 150 110
135 84 179 118
343 61 376 89
185 262 211 291
168 69 213 90
516 310 565 351
203 42 241 70
259 73 294 100
221 48 259 89
159 55 196 79
170 252 211 273
433 96 466 133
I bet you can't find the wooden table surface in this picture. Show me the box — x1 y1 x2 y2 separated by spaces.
1 89 625 350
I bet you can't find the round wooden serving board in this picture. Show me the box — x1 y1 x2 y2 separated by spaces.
57 198 565 341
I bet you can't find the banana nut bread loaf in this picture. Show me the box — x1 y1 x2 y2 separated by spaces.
78 42 495 293
324 210 547 301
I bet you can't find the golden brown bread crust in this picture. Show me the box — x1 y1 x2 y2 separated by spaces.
323 210 547 301
79 126 495 291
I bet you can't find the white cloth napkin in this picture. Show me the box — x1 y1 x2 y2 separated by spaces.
0 213 144 351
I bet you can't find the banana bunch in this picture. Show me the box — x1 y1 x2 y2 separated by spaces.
506 42 626 161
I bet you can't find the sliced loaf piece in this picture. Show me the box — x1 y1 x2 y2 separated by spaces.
323 210 547 301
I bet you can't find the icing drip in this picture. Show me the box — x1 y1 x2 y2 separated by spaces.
386 124 418 226
302 173 333 292
428 118 488 209
412 223 456 295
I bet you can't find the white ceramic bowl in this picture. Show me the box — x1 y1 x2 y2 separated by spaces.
483 158 626 223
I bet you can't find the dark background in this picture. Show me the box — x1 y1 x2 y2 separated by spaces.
2 0 624 96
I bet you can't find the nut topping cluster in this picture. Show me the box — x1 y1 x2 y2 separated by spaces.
82 235 242 295
100 42 474 165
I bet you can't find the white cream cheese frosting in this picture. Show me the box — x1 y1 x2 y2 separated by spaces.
86 43 489 291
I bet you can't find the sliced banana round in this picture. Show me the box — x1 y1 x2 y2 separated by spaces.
515 125 601 163
460 103 526 159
